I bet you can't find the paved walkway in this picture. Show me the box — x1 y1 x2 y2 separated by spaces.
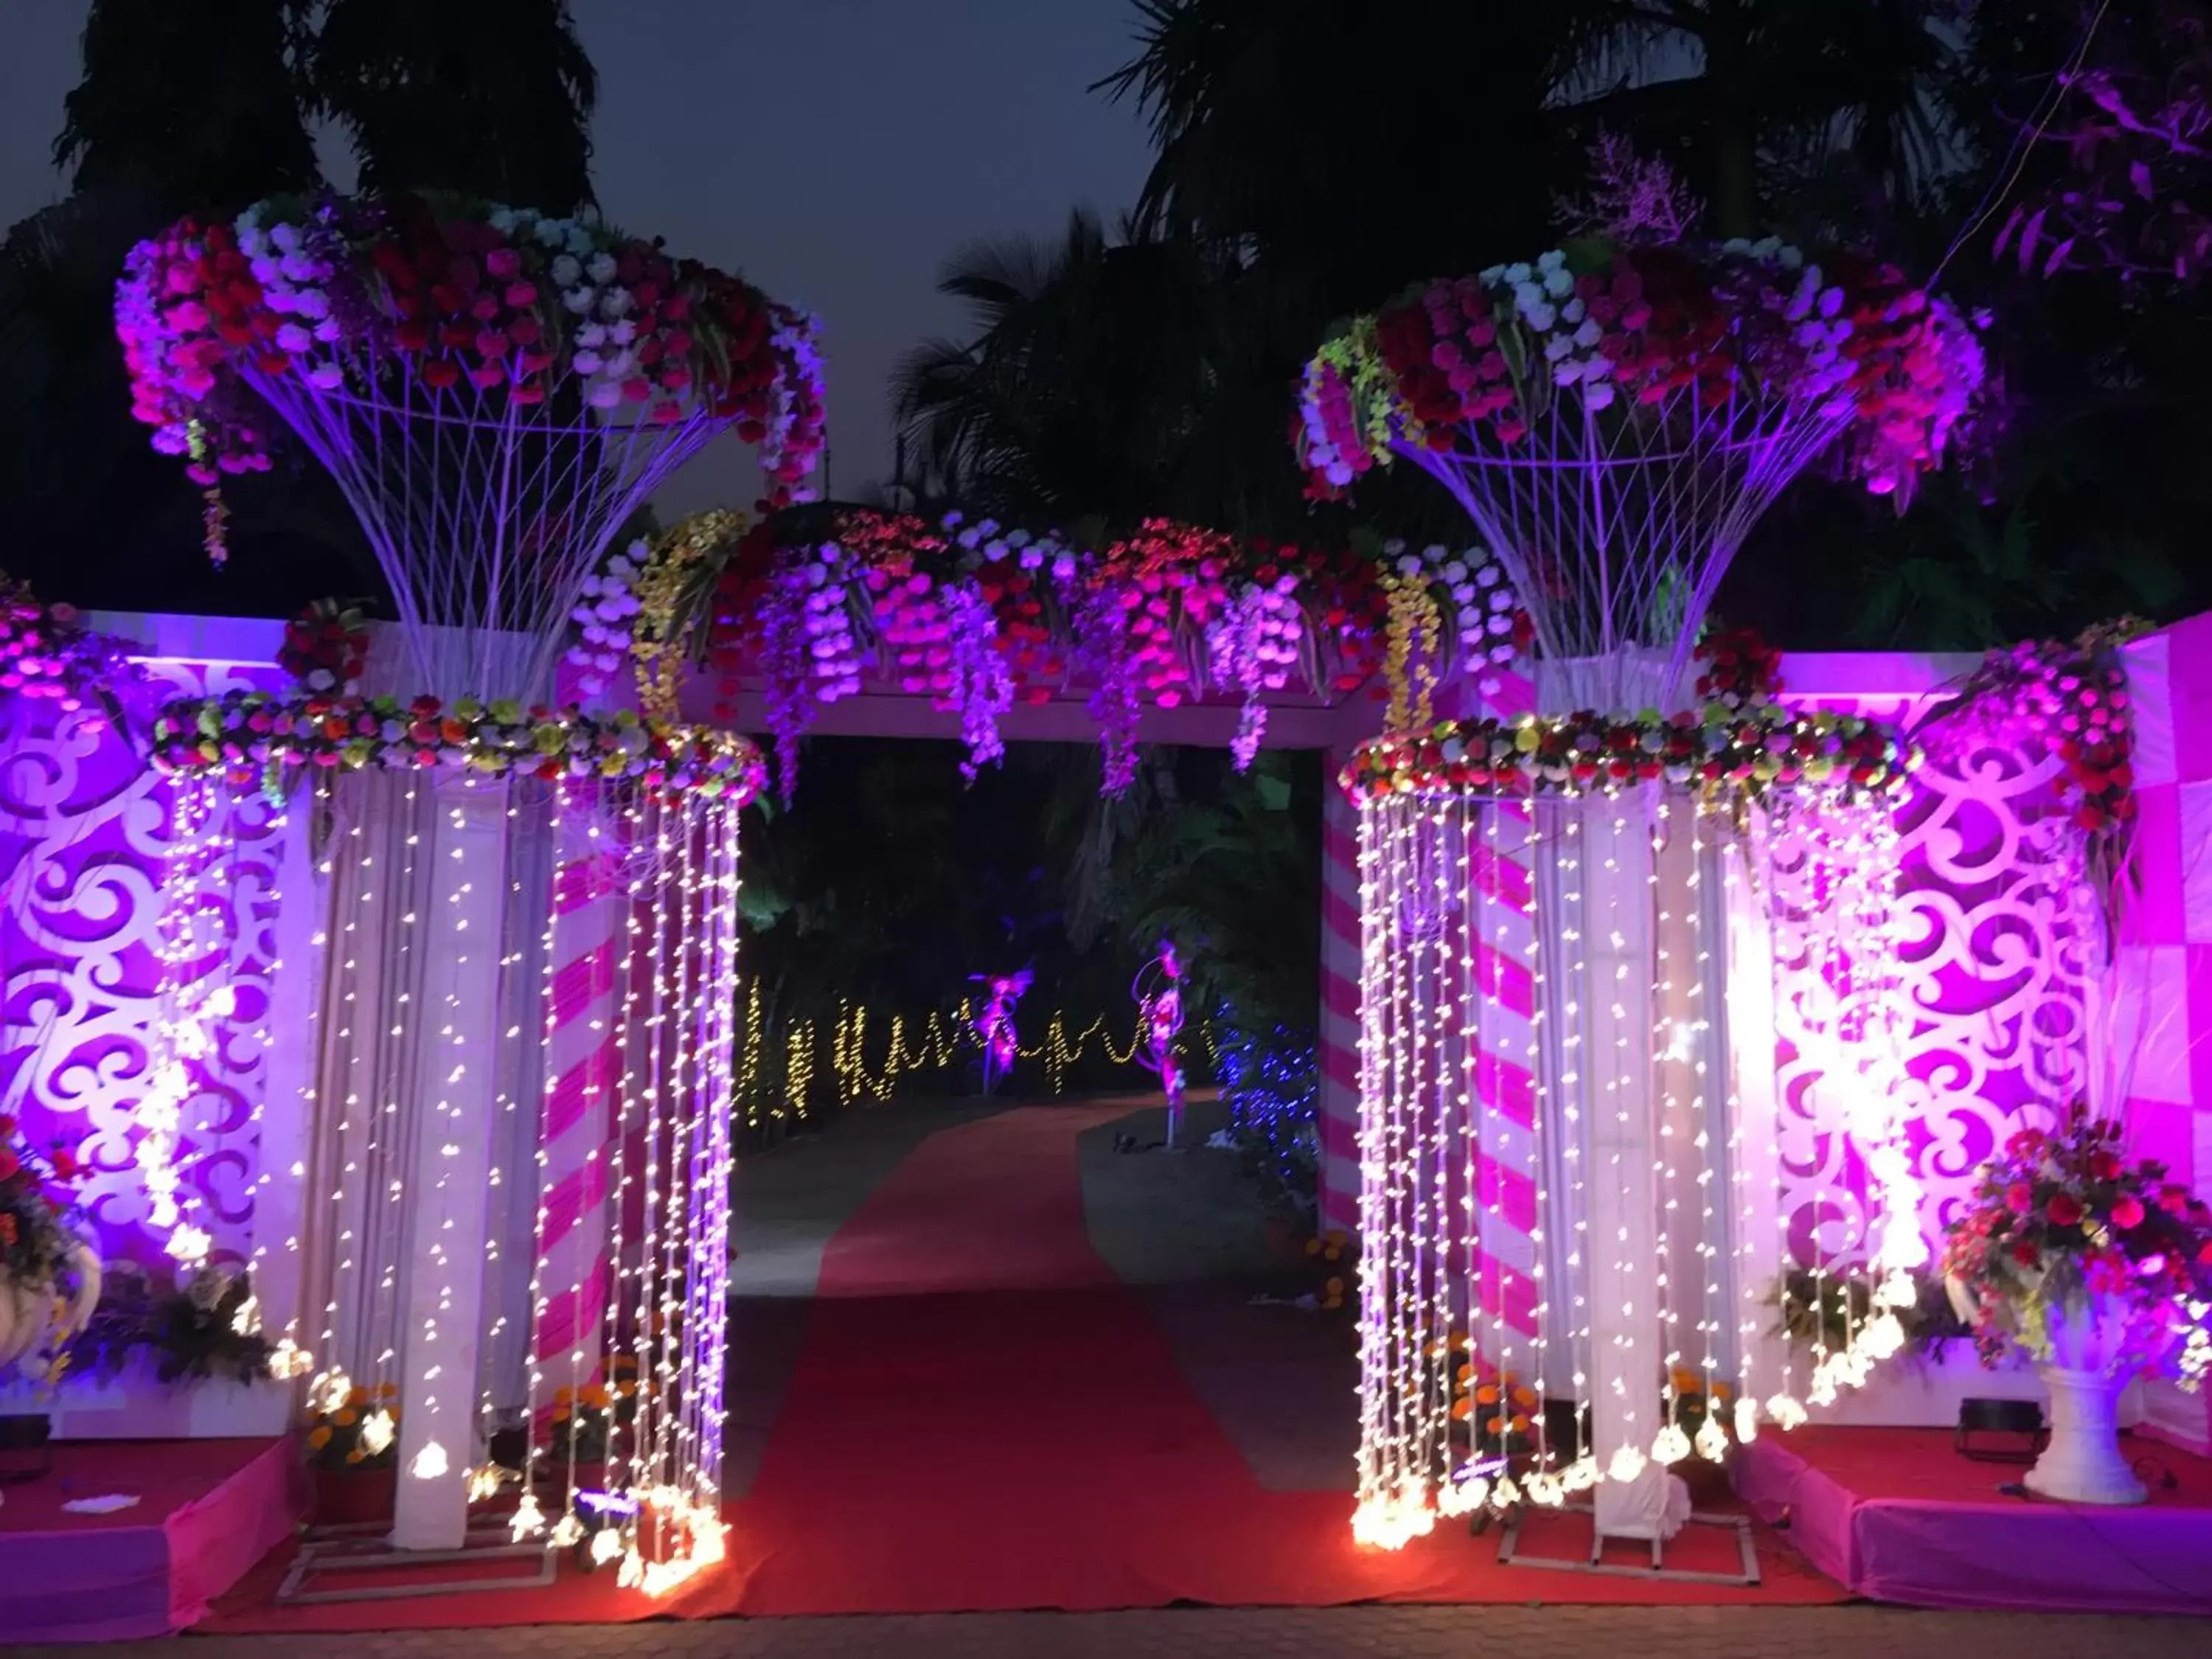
18 1604 2210 1658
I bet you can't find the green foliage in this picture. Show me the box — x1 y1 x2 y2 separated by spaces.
68 1265 274 1387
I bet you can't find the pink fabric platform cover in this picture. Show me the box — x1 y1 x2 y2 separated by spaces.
0 1436 302 1641
1733 1425 2212 1616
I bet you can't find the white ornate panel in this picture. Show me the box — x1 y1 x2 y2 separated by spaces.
0 660 288 1271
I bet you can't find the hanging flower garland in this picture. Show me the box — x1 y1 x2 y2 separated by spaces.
1343 705 1916 804
688 509 1526 797
0 574 145 733
1298 237 1985 506
118 195 827 563
566 543 647 704
152 690 766 804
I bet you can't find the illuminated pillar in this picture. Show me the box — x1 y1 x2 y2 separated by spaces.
392 776 512 1551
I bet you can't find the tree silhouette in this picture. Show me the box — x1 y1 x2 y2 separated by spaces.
310 0 597 211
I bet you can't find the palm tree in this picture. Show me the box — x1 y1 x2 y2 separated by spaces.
310 0 598 210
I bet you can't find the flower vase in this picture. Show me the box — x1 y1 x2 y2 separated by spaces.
2023 1292 2149 1506
0 1245 101 1382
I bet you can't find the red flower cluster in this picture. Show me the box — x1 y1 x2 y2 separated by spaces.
279 598 369 698
1694 625 1784 710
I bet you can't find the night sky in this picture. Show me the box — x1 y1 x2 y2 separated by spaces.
0 0 1155 509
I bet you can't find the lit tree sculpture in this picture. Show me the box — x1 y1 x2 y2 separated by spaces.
1301 218 1981 1558
972 970 1032 1096
1133 941 1188 1148
122 195 810 1582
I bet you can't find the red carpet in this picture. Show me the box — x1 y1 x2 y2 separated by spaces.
207 1105 1842 1630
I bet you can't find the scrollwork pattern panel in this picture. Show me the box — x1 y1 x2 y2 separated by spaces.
1771 695 2098 1266
1 660 288 1270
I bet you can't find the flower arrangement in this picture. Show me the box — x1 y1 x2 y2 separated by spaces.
0 573 144 731
305 1378 402 1470
1297 237 1985 506
279 597 370 697
118 195 826 563
1942 1105 2212 1390
1341 706 1915 804
1693 623 1784 713
151 689 768 805
0 1113 98 1385
1919 618 2148 891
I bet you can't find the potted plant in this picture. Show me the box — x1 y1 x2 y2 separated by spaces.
305 1380 401 1524
540 1357 641 1496
1944 1105 2212 1503
0 1115 100 1387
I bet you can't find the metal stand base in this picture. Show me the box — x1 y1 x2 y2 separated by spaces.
1496 1503 1761 1587
274 1519 557 1605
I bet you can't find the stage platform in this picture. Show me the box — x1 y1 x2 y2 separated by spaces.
1733 1425 2212 1617
0 1436 303 1642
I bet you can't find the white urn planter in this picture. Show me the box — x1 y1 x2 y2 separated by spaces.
2023 1290 2154 1506
1949 1273 2154 1506
0 1244 102 1380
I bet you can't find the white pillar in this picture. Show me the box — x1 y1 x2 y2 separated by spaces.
392 776 512 1550
1580 796 1672 1541
251 790 321 1372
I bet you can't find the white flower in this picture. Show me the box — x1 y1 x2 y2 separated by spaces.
566 225 596 257
573 350 602 375
1397 554 1424 578
308 361 345 390
1479 264 1506 284
1583 380 1616 411
603 349 636 379
314 317 341 342
1544 266 1575 298
577 322 607 349
271 222 300 254
1545 334 1575 363
1537 248 1566 272
609 319 636 345
489 208 521 234
1520 300 1556 331
599 287 632 319
1574 318 1603 348
552 254 582 286
563 286 597 316
276 321 313 352
587 251 618 285
1562 296 1586 324
588 380 624 409
1503 262 1532 285
536 218 567 246
1441 560 1467 582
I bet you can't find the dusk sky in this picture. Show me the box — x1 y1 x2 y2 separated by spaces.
0 0 1157 512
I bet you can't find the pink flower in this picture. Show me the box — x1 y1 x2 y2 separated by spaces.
2110 1194 2146 1230
2005 1182 2032 1215
2046 1192 2084 1228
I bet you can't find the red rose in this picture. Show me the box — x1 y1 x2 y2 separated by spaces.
2090 1150 2122 1182
2046 1192 2084 1227
0 1147 18 1180
2110 1194 2145 1230
49 1145 78 1181
0 1112 14 1140
2012 1242 2040 1266
2006 1182 2032 1215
